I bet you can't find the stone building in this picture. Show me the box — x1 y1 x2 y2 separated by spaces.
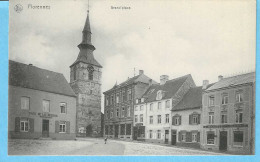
8 60 77 140
201 73 255 154
134 74 197 144
103 70 156 140
70 11 102 137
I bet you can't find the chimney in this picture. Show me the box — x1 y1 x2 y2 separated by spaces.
139 70 144 75
149 79 153 86
218 75 223 81
202 80 209 89
160 75 169 85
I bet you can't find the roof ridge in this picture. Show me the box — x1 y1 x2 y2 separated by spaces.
222 71 255 80
165 74 190 84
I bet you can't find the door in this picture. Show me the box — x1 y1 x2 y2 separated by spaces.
165 130 169 143
171 130 177 145
133 126 138 140
42 119 49 137
219 131 227 151
115 125 119 138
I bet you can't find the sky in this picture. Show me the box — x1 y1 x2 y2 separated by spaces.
9 0 256 112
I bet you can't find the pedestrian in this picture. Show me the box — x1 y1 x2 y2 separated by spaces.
104 136 108 144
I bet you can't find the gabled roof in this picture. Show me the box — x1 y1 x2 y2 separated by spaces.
9 60 76 97
206 72 255 91
142 74 190 102
104 74 158 93
173 86 202 111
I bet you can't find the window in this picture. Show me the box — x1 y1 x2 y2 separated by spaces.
236 111 243 123
209 112 214 124
116 109 119 117
234 131 243 146
192 133 197 142
21 97 30 110
140 114 143 122
128 89 132 100
173 116 181 125
140 105 144 111
165 100 170 108
150 103 153 111
122 91 126 102
136 99 139 104
116 94 119 103
175 117 179 125
207 132 215 144
236 91 243 102
106 97 109 106
111 95 114 105
20 119 29 132
157 115 161 124
127 106 131 117
106 110 109 119
165 114 169 123
157 130 161 139
149 130 153 139
87 65 94 80
122 107 125 117
193 115 198 124
60 103 66 114
110 111 113 118
135 106 138 111
141 98 144 103
209 96 215 106
222 94 228 105
156 91 162 100
158 102 162 110
119 92 122 103
221 112 227 123
135 115 138 122
149 116 153 124
42 100 50 112
59 123 66 133
181 133 186 142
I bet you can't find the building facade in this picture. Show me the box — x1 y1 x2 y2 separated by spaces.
201 73 255 154
134 74 196 144
70 11 102 137
8 60 77 140
103 70 156 140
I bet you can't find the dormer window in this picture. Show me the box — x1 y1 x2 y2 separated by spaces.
156 90 162 100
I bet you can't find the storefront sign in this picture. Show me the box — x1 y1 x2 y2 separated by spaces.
203 124 248 128
38 112 58 118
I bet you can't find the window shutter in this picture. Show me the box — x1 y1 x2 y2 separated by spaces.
186 132 192 142
29 118 34 132
197 132 200 142
198 114 201 124
178 131 181 142
66 121 70 134
55 121 59 133
15 117 20 132
189 114 192 124
179 116 182 125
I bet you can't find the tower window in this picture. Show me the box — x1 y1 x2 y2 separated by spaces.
87 65 94 80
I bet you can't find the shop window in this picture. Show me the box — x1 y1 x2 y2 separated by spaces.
126 124 131 135
207 132 215 144
233 131 243 146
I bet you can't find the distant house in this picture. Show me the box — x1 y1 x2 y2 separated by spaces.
103 70 157 140
201 73 255 154
8 60 77 140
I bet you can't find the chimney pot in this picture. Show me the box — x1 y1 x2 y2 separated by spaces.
218 75 223 81
160 75 169 85
139 70 144 75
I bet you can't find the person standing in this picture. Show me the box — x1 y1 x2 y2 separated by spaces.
104 136 108 144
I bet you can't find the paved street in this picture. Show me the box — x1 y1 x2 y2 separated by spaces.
8 138 226 155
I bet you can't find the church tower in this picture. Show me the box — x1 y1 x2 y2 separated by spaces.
70 10 102 137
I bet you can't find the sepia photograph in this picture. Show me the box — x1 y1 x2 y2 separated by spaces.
8 0 256 156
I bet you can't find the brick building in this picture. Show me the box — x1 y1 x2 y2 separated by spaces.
201 73 255 154
8 60 77 140
103 70 156 140
70 11 102 137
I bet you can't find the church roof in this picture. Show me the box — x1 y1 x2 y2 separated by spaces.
172 86 202 111
70 50 102 68
142 74 191 102
9 60 76 97
206 72 255 91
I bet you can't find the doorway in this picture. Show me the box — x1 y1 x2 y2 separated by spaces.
165 130 169 144
115 125 119 138
219 131 228 151
42 119 49 137
171 130 176 145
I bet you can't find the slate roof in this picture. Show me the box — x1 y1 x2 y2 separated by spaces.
173 86 202 111
9 60 76 97
142 74 190 102
206 72 255 91
104 74 158 94
71 50 102 68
